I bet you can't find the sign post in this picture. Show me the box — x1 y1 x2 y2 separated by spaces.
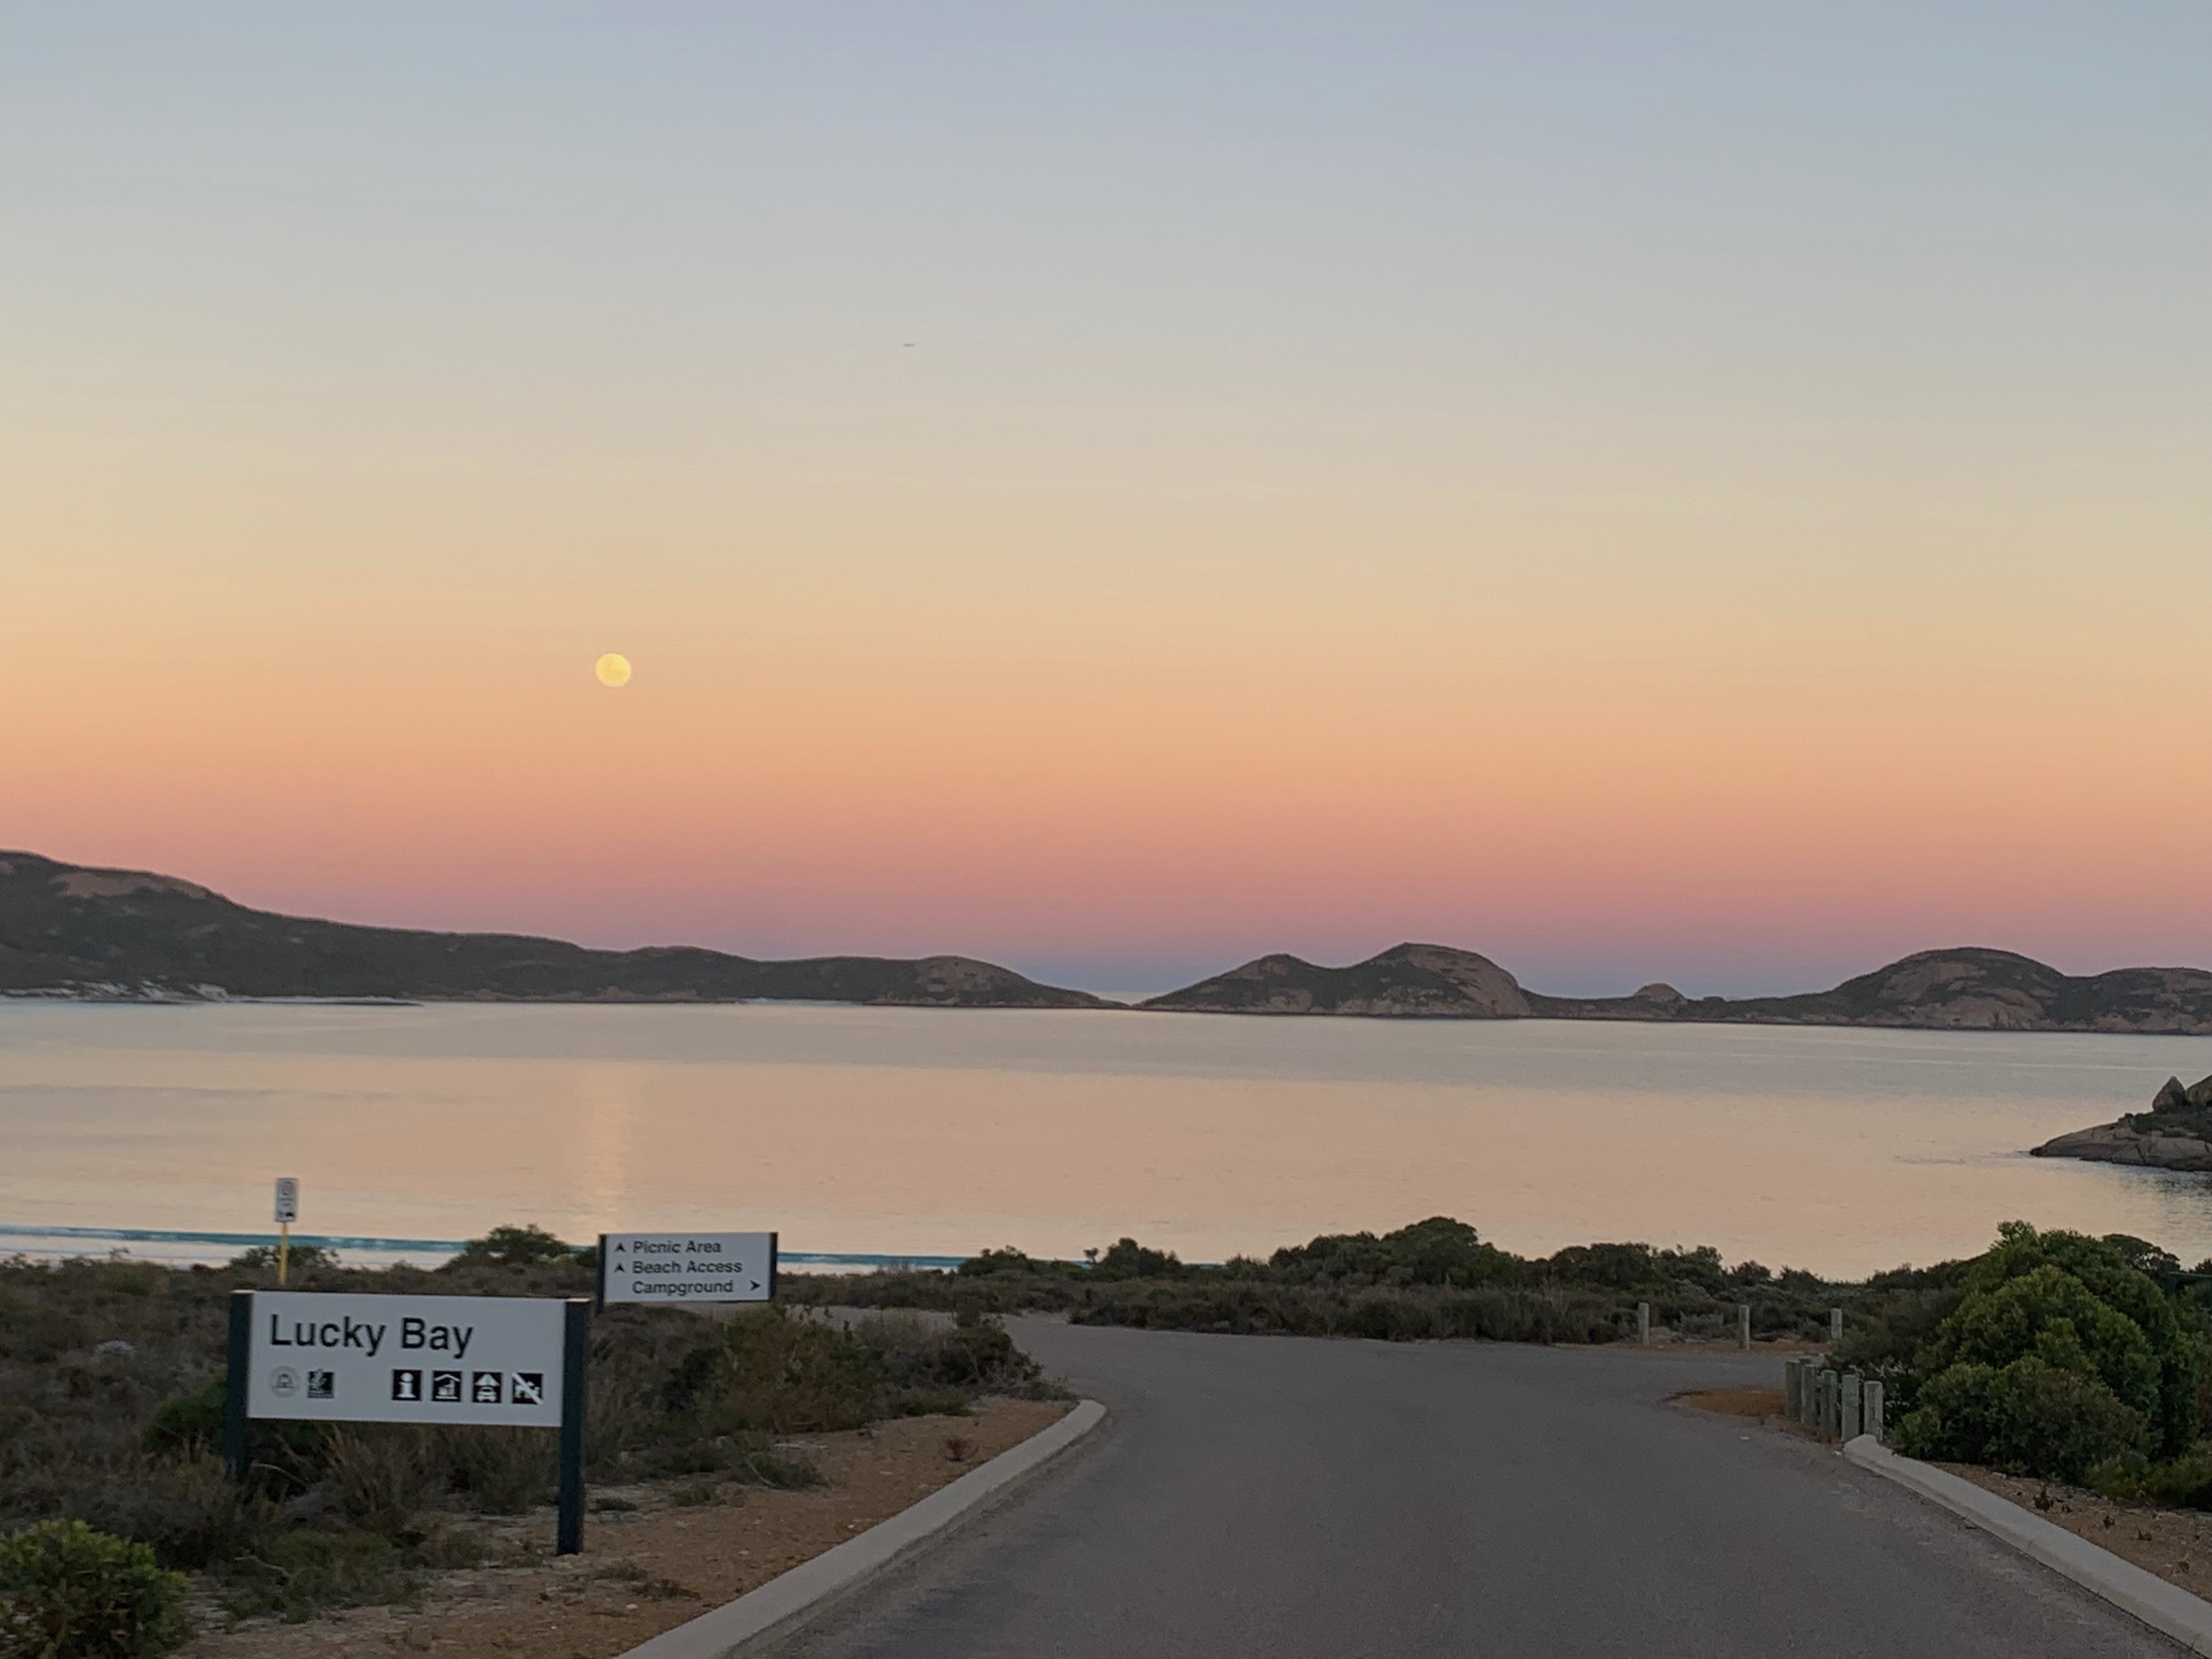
596 1231 776 1311
224 1289 591 1553
272 1178 300 1284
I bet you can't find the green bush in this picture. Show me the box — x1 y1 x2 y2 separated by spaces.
224 1243 340 1276
1269 1217 1520 1289
704 1309 884 1435
0 1519 191 1659
1895 1357 2148 1482
439 1224 579 1271
1884 1224 2212 1482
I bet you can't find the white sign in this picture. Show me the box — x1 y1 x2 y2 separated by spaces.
598 1231 776 1305
273 1178 300 1224
246 1292 566 1426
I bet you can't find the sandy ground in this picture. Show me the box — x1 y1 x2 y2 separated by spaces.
177 1398 1071 1659
1677 1387 2212 1603
1938 1464 2212 1599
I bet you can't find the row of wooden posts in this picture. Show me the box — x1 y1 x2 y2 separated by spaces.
1626 1301 1881 1440
1632 1302 1847 1352
1784 1356 1885 1442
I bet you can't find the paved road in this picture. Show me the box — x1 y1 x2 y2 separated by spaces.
776 1319 2180 1658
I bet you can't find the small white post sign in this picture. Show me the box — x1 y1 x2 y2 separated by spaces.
273 1178 300 1224
597 1231 777 1307
244 1292 566 1426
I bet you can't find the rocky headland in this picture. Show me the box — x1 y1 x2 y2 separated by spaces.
2031 1075 2212 1172
0 852 1108 1008
1144 944 2212 1036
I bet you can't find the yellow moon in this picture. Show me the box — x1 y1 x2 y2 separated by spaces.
594 653 632 687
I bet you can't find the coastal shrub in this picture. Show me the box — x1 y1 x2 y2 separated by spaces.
1830 1286 1966 1415
1895 1357 2148 1482
851 1313 1045 1394
55 1455 268 1573
1090 1238 1187 1281
435 1427 555 1516
956 1248 1052 1278
703 1308 885 1435
1268 1217 1519 1289
323 1429 444 1536
1886 1224 2212 1480
224 1243 341 1276
0 1519 192 1659
213 1528 421 1623
438 1224 579 1272
138 1380 224 1461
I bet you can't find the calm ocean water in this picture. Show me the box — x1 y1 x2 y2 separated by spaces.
5 1002 2212 1279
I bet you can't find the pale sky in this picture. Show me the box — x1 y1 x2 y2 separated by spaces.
5 3 2207 994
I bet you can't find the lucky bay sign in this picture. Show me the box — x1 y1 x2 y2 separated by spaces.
225 1289 591 1551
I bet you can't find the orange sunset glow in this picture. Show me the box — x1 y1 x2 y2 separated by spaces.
6 6 2207 995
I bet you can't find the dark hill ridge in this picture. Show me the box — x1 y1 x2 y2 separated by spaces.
0 852 1108 1008
1146 943 2212 1035
10 850 2211 1032
1142 943 1531 1018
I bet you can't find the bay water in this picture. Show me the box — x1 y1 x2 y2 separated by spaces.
5 1002 2212 1279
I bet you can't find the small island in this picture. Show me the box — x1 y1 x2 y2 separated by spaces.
2032 1074 2212 1171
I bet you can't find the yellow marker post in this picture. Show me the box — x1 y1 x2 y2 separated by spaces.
273 1178 300 1285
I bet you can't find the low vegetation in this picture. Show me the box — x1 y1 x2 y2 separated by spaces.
0 1229 1057 1651
21 1209 2212 1654
783 1215 1853 1345
805 1215 2212 1506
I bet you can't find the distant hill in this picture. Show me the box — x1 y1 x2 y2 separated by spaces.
1148 944 2212 1035
0 852 1109 1008
1142 943 1531 1017
13 848 2210 1034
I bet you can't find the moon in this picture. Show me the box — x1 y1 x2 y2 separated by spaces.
594 653 632 687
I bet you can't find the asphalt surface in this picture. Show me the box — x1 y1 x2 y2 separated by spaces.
774 1318 2182 1658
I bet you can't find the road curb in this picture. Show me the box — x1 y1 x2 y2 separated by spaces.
1843 1435 2212 1655
620 1399 1107 1658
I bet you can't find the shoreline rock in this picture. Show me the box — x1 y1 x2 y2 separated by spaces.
2031 1075 2212 1172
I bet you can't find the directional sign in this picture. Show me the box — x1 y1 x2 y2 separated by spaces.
273 1178 300 1224
597 1231 777 1306
244 1291 566 1426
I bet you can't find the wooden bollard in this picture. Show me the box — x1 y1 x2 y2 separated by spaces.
1737 1303 1751 1350
1637 1301 1650 1345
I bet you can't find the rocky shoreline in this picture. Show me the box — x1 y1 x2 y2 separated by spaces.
2031 1074 2212 1172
